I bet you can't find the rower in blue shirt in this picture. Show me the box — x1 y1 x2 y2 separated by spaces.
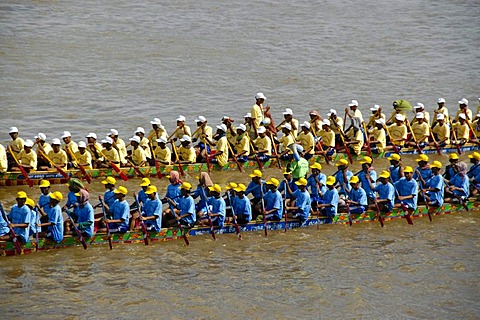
38 191 64 243
445 161 469 201
334 159 353 196
137 177 151 205
394 166 418 211
262 178 283 221
139 185 162 232
285 178 311 223
165 182 196 228
6 191 31 243
418 161 444 207
0 205 10 240
102 186 130 233
443 153 459 182
388 153 403 183
38 179 51 209
231 183 252 224
345 176 368 214
357 156 377 202
317 176 339 218
277 168 298 202
413 154 433 182
467 152 480 195
245 169 266 202
101 176 117 209
371 170 395 212
69 190 94 238
25 198 38 237
200 184 226 227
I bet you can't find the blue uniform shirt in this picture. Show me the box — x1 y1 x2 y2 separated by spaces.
75 203 95 237
179 195 196 225
232 196 252 222
192 185 209 211
322 188 339 216
8 204 31 242
389 165 401 183
335 170 353 195
245 180 266 199
166 183 182 211
374 182 395 208
449 174 469 197
38 193 51 209
104 190 116 208
394 178 418 210
263 190 283 220
413 166 433 181
45 204 63 242
138 189 148 204
358 170 377 199
292 189 311 221
426 174 444 206
208 196 226 227
29 208 38 236
0 210 9 236
66 191 77 208
306 173 327 198
468 163 480 179
348 187 368 206
142 198 162 231
278 179 298 200
109 199 130 230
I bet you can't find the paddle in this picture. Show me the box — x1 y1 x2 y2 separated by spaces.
247 133 264 171
448 118 462 155
34 206 39 251
373 200 385 227
66 147 92 183
126 159 146 178
269 132 282 169
200 188 216 241
38 149 70 180
428 132 442 156
405 119 423 154
99 197 113 250
65 209 88 250
169 141 185 177
227 141 243 173
134 194 149 245
311 129 330 165
166 197 190 246
226 192 242 240
0 202 22 255
466 119 478 142
259 182 268 237
94 145 129 181
416 177 432 222
338 129 353 164
149 141 163 179
390 179 413 225
345 196 353 226
383 125 400 154
167 126 181 142
283 181 288 232
8 146 34 188
362 122 372 157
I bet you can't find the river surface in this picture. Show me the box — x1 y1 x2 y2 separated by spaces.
1 0 480 318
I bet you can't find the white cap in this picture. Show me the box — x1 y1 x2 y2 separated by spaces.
327 109 337 116
222 116 231 121
257 126 266 134
176 115 186 122
156 137 167 144
61 131 71 139
109 129 119 136
458 98 469 105
282 108 293 115
195 116 207 123
416 112 425 119
78 141 87 148
244 113 252 118
395 114 405 121
437 98 446 104
375 118 385 125
179 135 191 142
216 124 227 132
101 138 109 144
261 118 271 126
476 113 480 118
370 104 380 111
104 137 113 144
9 127 18 134
322 119 331 126
414 103 425 109
282 123 292 131
86 132 97 139
436 114 445 120
135 127 145 134
301 121 311 129
348 100 359 107
129 136 141 143
150 118 162 125
51 138 61 145
255 92 266 100
237 124 246 131
24 139 34 147
35 133 47 141
459 113 466 120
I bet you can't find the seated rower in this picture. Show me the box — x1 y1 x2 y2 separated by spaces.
443 153 459 183
407 113 429 148
366 105 385 129
154 137 171 165
161 171 182 219
85 133 103 165
278 169 298 206
192 172 214 219
245 169 266 219
338 117 364 156
173 115 192 144
126 136 147 167
148 118 168 142
468 152 480 195
259 178 283 221
418 161 444 208
26 198 38 239
38 180 52 210
345 99 364 125
192 116 213 162
45 138 68 169
471 112 480 144
413 154 433 182
316 119 336 159
204 124 229 167
224 182 237 218
297 122 315 160
327 109 343 145
63 178 85 210
2 191 31 244
99 186 130 233
306 163 327 213
108 129 127 165
317 176 339 218
233 124 250 162
370 170 395 212
65 190 94 238
445 161 469 202
334 159 353 196
0 143 7 173
368 119 387 155
394 166 418 213
452 114 470 145
280 108 299 137
358 156 377 204
411 103 430 125
431 98 449 127
137 178 152 206
277 123 295 161
177 135 196 164
7 126 24 169
388 154 404 183
37 191 64 243
74 141 93 169
96 137 120 168
243 113 257 140
101 177 117 208
342 176 367 214
309 110 323 134
15 139 37 172
289 155 310 181
222 116 238 147
386 101 406 125
164 182 196 228
199 184 226 227
34 133 52 168
134 127 152 161
284 178 311 224
61 131 78 167
137 185 162 232
430 114 450 147
231 183 252 224
252 126 272 162
453 98 472 123
386 114 407 150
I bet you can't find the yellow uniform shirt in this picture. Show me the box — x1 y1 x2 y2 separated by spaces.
193 125 213 141
279 134 295 154
454 109 473 122
297 132 315 154
250 104 264 128
411 112 430 125
102 148 120 163
367 113 386 127
284 119 299 138
36 142 52 156
148 128 168 142
226 125 237 146
253 136 272 156
0 144 7 172
235 134 250 156
132 147 147 165
87 142 103 160
411 122 430 142
386 111 406 124
432 107 449 124
472 119 480 137
388 123 407 146
432 123 450 144
353 109 364 123
48 150 68 167
63 141 78 154
174 126 192 140
346 129 364 155
74 150 92 169
114 138 127 164
310 119 323 134
246 123 257 140
215 136 229 166
154 146 171 163
178 145 196 163
371 128 386 153
18 150 37 169
9 137 24 156
454 122 470 140
318 130 335 148
330 116 344 135
139 137 152 159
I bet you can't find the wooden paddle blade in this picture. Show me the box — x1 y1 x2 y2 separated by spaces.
19 166 34 188
110 163 128 181
154 160 163 179
56 166 70 180
405 212 413 225
78 165 92 184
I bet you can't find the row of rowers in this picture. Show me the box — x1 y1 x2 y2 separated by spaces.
3 149 480 244
2 97 480 172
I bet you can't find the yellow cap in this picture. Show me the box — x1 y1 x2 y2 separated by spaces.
25 198 35 207
208 184 222 193
266 177 280 187
225 182 238 190
16 191 27 199
249 169 262 178
295 178 308 186
39 180 50 188
310 163 322 170
387 154 401 161
145 185 157 195
468 152 480 160
139 177 151 187
359 156 373 164
431 161 442 169
379 170 390 179
181 182 192 190
415 154 429 162
101 176 117 185
233 183 247 192
326 176 336 186
404 166 414 173
335 159 349 166
74 192 81 196
113 186 128 195
449 153 459 160
49 191 63 201
349 176 360 184
283 168 292 175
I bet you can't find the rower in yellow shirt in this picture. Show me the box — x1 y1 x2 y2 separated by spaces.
154 137 171 165
34 133 52 168
431 114 450 147
277 123 295 161
252 126 272 162
280 108 300 137
316 119 336 159
16 139 37 172
0 144 7 173
407 113 430 148
96 137 120 168
338 119 364 155
366 105 386 129
148 118 168 142
85 133 103 163
411 103 430 125
7 127 24 169
234 124 250 162
297 122 315 160
178 135 196 164
432 98 450 127
244 113 257 140
192 115 213 162
250 92 266 131
173 115 191 143
387 114 407 148
452 114 470 145
345 100 364 124
108 129 127 165
74 141 92 170
134 127 152 160
471 112 480 142
222 116 237 147
385 103 407 125
127 136 147 167
453 98 472 123
327 109 344 144
369 119 387 154
204 124 229 167
308 110 323 134
47 139 68 168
